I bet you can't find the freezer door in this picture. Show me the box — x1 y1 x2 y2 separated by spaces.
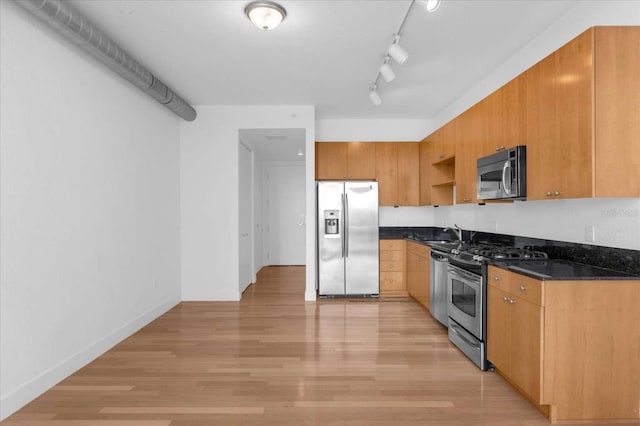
344 182 379 295
317 182 345 295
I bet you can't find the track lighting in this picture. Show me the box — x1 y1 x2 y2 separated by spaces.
388 37 409 65
244 1 287 31
369 86 382 106
379 57 396 83
366 0 442 106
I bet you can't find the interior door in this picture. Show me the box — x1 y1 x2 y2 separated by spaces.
267 164 305 265
239 143 253 293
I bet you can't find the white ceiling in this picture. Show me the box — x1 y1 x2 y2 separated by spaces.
68 0 581 120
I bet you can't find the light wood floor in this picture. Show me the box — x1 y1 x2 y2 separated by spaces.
5 266 603 425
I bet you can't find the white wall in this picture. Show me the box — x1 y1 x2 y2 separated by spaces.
0 3 181 419
180 106 315 302
434 199 640 250
316 118 432 142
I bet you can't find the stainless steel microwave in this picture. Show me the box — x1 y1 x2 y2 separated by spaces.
477 146 526 200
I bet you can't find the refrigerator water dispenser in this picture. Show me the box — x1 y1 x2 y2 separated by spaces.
323 210 340 236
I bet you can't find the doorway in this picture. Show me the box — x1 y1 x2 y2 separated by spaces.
265 163 305 265
238 142 253 293
238 129 306 294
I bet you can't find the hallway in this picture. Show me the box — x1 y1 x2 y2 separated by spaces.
5 267 556 425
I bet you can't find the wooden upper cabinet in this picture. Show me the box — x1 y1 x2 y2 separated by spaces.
397 143 420 206
455 103 485 204
346 142 376 179
315 142 376 180
526 29 594 200
482 76 527 157
594 27 640 197
375 142 398 206
315 142 347 180
430 123 456 163
375 142 420 206
419 140 431 205
525 26 640 200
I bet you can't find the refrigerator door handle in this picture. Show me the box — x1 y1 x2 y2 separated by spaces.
344 193 349 257
341 193 346 258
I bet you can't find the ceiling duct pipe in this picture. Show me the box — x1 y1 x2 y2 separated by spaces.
15 0 197 122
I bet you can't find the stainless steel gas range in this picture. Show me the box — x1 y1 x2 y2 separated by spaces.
433 242 547 370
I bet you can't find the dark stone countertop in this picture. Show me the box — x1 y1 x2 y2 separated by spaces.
489 259 640 281
379 227 640 277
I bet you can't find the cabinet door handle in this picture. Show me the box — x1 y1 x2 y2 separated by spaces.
494 275 500 281
519 285 526 292
508 298 516 304
503 296 509 302
546 191 552 197
463 197 470 202
554 191 560 196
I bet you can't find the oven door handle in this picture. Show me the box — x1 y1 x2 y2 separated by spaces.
448 265 481 283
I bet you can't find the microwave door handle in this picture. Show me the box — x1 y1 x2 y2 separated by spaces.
502 161 512 196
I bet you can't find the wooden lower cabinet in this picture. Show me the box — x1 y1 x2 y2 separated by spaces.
379 239 406 297
406 242 430 309
487 265 640 423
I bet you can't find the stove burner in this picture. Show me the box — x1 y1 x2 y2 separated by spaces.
451 244 548 263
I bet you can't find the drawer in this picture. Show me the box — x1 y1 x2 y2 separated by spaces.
380 260 403 272
380 272 405 291
380 250 404 262
407 242 430 257
380 239 404 251
488 266 543 306
407 254 428 272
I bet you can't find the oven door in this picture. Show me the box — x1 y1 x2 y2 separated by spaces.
447 264 483 340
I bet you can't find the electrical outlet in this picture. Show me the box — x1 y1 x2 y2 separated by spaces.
152 277 158 289
490 220 498 232
585 225 595 243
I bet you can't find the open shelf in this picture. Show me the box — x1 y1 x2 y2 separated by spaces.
432 155 455 166
432 180 455 187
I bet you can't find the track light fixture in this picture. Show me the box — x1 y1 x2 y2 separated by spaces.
388 36 409 65
379 57 396 83
369 85 382 106
367 0 442 107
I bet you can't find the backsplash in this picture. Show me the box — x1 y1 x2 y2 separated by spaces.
380 226 640 276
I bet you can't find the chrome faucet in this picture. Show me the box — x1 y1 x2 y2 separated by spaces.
444 224 463 242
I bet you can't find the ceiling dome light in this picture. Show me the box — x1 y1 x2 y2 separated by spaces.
245 1 287 31
420 0 442 12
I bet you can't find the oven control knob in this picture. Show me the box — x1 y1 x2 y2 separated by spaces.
451 249 460 255
472 255 484 262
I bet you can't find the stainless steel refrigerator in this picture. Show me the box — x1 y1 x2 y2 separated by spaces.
317 181 379 296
